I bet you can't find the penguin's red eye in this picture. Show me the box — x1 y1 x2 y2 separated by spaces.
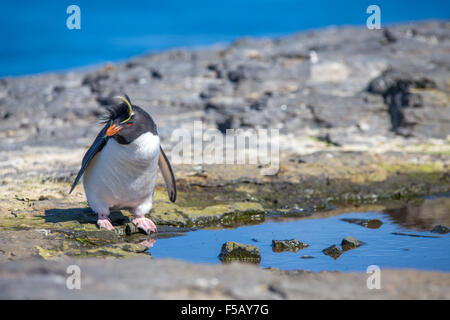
127 122 133 126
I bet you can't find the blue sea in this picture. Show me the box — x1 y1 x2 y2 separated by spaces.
1 0 449 77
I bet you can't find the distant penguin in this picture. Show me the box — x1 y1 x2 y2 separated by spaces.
70 95 176 234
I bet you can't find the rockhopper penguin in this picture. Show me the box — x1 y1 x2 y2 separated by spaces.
69 95 176 234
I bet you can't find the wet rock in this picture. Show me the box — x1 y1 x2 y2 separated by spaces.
301 255 315 259
341 218 383 229
151 201 265 228
322 245 342 260
341 236 365 251
125 222 147 235
218 241 261 264
430 225 449 234
272 239 309 252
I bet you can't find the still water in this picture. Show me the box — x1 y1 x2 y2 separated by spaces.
148 197 450 272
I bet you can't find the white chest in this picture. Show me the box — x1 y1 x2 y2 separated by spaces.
103 132 160 171
83 132 160 209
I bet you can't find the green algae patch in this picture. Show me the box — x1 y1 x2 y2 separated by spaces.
150 201 265 227
380 162 445 184
65 244 152 259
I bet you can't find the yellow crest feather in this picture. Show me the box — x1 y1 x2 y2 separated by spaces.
115 95 134 123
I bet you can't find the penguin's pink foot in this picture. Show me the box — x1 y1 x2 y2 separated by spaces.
132 216 157 234
97 217 115 231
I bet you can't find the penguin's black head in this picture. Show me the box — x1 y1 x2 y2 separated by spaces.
102 95 158 144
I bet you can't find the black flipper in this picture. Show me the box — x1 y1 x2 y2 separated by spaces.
69 125 109 194
158 146 176 202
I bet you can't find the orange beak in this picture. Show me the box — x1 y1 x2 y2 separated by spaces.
106 123 122 137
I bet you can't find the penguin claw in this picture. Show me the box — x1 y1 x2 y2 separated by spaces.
97 217 115 231
132 217 157 235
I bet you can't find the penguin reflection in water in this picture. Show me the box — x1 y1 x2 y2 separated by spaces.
69 95 176 234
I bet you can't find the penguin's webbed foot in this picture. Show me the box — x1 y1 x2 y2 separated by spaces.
132 216 157 235
97 216 115 231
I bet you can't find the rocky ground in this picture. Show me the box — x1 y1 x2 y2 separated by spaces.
0 21 449 299
1 258 449 299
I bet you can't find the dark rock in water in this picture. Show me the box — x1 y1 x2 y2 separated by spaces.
218 241 261 264
341 236 365 251
430 225 449 234
341 218 383 229
272 239 309 253
322 245 341 260
301 255 315 259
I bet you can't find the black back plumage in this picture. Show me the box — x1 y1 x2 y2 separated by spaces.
69 123 108 194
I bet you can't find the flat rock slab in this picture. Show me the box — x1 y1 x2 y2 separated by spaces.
218 241 261 264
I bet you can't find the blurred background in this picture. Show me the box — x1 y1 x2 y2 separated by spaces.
1 0 449 77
